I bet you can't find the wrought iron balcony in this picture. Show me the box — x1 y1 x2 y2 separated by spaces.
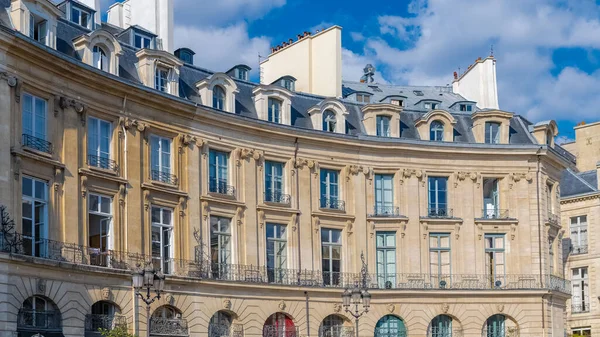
88 155 119 173
150 316 189 336
480 208 510 220
481 327 519 337
264 191 291 204
320 197 345 211
375 327 407 337
17 309 62 331
208 323 244 337
22 133 53 154
85 314 127 333
318 326 355 337
572 301 590 314
429 328 463 337
369 206 401 217
571 245 588 255
151 169 178 185
425 207 453 218
263 325 299 337
209 178 236 196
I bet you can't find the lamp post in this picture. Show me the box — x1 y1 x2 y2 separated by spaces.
341 253 371 337
132 263 165 337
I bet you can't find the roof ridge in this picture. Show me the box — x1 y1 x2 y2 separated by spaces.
569 168 598 191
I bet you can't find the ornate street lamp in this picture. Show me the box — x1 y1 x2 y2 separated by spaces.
133 263 165 337
342 252 371 337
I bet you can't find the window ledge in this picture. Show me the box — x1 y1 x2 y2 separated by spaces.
474 218 518 225
11 148 64 168
419 217 463 224
200 195 245 208
88 165 119 177
207 192 237 200
142 182 188 198
79 168 128 185
263 201 291 208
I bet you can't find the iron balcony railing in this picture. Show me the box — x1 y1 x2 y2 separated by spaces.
151 169 178 186
209 178 236 196
369 206 401 217
318 326 355 337
572 300 590 314
85 314 127 333
480 208 510 220
320 197 345 211
571 245 588 255
149 317 189 336
263 325 299 337
374 327 407 337
17 309 62 331
481 327 520 337
425 207 453 218
22 133 53 154
88 155 119 173
264 191 291 204
208 323 244 337
1 232 571 294
428 328 463 337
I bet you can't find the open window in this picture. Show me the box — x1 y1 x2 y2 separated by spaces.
73 29 123 75
136 49 183 95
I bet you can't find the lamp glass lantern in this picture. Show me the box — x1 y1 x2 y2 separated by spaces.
342 288 352 308
362 290 371 310
351 287 361 304
143 265 155 288
132 269 144 289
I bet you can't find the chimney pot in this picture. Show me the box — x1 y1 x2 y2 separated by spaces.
453 71 458 80
289 38 293 44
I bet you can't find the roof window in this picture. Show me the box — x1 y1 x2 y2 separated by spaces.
413 90 424 96
356 93 371 103
368 85 382 92
71 6 91 29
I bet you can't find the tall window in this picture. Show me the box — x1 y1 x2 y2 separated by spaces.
546 130 553 146
376 232 396 289
430 121 444 141
71 7 90 28
483 178 499 218
134 33 151 49
323 110 336 132
22 93 49 153
29 14 48 45
572 267 589 313
150 135 172 183
485 234 505 286
266 223 287 283
321 228 342 286
428 177 448 216
429 233 451 284
430 315 452 337
374 174 394 215
571 216 588 254
485 315 505 337
22 177 48 257
88 194 112 266
151 207 173 274
92 46 109 71
546 183 554 214
210 217 232 277
268 98 282 123
320 315 346 337
209 150 229 194
265 161 284 202
375 315 406 337
88 117 112 170
320 169 340 209
485 122 501 144
155 68 169 92
376 115 391 137
213 86 225 110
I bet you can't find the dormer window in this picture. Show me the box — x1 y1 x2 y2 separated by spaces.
390 99 403 107
268 98 282 123
430 121 444 141
154 67 170 92
93 46 109 72
134 33 152 49
323 110 336 132
459 104 473 112
356 94 371 103
71 7 90 28
485 122 500 144
376 116 391 137
213 86 226 110
424 102 438 110
29 13 48 45
236 68 248 81
282 78 295 91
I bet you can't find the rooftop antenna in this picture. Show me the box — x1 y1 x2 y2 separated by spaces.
360 64 375 83
258 53 265 84
490 44 494 57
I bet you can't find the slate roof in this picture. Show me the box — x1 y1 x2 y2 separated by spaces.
0 1 562 149
561 169 599 198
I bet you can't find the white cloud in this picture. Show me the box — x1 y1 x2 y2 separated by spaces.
350 32 365 42
352 0 600 123
342 48 389 84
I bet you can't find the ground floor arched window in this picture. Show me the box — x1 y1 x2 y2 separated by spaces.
150 305 188 336
375 315 407 337
429 315 453 337
263 312 296 337
17 295 63 337
85 301 125 335
318 314 353 337
483 314 519 337
209 311 243 337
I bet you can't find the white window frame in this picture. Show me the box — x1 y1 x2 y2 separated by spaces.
71 6 90 28
87 117 112 166
374 174 394 214
376 231 396 288
155 67 170 93
429 233 451 280
485 122 501 144
484 234 505 284
268 98 282 124
22 93 47 141
21 176 48 257
266 223 287 282
571 216 588 253
92 46 109 72
150 135 172 175
209 149 229 192
572 267 589 313
376 115 391 137
321 228 342 286
134 33 151 49
88 194 113 253
151 206 173 274
210 216 232 265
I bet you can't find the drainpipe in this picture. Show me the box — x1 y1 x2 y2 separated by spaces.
121 95 128 251
294 138 301 271
304 291 310 337
536 147 546 336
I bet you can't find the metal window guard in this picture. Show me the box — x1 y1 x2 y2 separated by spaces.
149 317 189 336
369 206 400 217
84 314 127 332
320 198 345 211
151 169 178 185
88 155 119 173
571 245 588 255
22 133 53 154
426 207 453 218
17 309 62 330
264 191 291 204
209 178 236 196
480 208 510 219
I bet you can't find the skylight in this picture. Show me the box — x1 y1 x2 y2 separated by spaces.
413 90 424 96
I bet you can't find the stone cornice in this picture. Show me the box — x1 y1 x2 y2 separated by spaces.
560 192 600 204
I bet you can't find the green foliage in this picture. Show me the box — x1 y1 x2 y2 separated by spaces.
98 327 137 337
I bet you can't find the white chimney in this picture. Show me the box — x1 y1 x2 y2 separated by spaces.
107 2 127 28
76 0 101 24
452 56 499 110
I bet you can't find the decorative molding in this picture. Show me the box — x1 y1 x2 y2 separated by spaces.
453 171 478 188
202 201 210 221
333 303 342 313
509 172 533 189
101 287 112 301
165 293 175 306
121 117 148 133
236 206 244 226
345 165 362 181
179 196 187 217
13 156 21 180
561 193 600 204
37 279 46 294
257 210 265 228
496 304 504 313
0 71 18 87
441 303 449 314
278 300 286 311
118 184 126 206
143 189 150 211
387 304 396 313
179 134 198 149
59 96 86 126
312 215 320 233
290 213 298 232
53 95 61 117
369 220 375 238
80 175 88 198
346 220 353 236
400 168 424 185
223 299 232 310
53 167 62 191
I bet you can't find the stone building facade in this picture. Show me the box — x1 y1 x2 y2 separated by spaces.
0 1 573 337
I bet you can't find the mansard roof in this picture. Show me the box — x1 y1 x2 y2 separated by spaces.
561 169 599 198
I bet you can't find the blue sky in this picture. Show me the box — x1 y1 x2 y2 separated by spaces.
99 0 600 142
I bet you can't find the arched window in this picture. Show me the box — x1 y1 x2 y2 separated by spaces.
213 86 226 110
546 129 553 146
319 315 351 337
263 312 296 337
375 315 406 337
87 301 125 333
93 46 109 72
429 315 452 337
323 110 336 132
430 120 444 142
18 296 62 332
377 115 391 137
268 98 282 124
151 306 188 336
209 311 241 337
485 122 501 144
485 314 505 337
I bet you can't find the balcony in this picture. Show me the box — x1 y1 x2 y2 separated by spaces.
368 206 401 217
17 309 62 331
425 207 454 219
85 314 127 336
22 133 53 154
572 300 590 314
208 323 244 337
88 155 119 173
318 326 355 337
263 325 299 337
479 208 511 220
209 178 236 196
571 245 588 255
151 170 178 186
375 327 407 337
481 327 519 337
264 191 291 205
150 316 189 336
320 197 345 211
